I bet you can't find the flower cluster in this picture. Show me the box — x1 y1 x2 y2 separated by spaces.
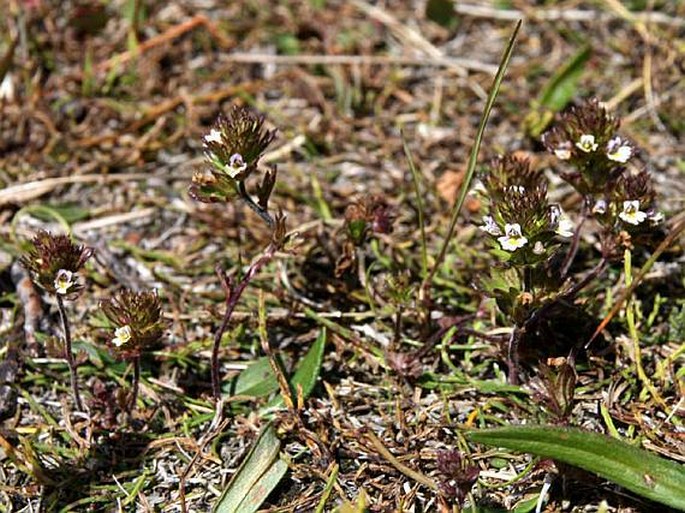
189 105 277 208
101 290 165 360
203 105 275 178
21 231 94 299
542 98 631 194
543 98 662 234
477 155 572 264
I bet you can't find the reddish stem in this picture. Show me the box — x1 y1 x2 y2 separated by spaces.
129 356 141 412
210 243 278 401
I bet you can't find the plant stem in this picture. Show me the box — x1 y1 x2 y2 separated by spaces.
560 209 587 278
130 356 140 411
506 327 521 385
238 181 275 228
56 295 83 411
210 243 278 401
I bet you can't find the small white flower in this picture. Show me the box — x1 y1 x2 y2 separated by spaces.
472 180 487 194
480 215 502 236
498 223 528 252
619 200 648 225
203 128 223 145
592 199 607 215
225 153 247 178
0 73 15 103
549 205 561 225
606 137 632 163
649 211 664 224
54 269 75 295
112 325 133 347
556 215 575 238
554 142 572 160
533 241 545 255
576 134 598 153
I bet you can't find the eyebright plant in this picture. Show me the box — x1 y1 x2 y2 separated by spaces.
542 98 662 248
478 154 573 268
101 289 165 411
435 449 480 506
477 155 573 336
190 104 288 402
335 194 395 277
477 98 663 384
190 104 278 227
21 230 94 410
529 360 577 424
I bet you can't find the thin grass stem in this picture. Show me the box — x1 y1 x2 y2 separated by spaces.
420 20 521 301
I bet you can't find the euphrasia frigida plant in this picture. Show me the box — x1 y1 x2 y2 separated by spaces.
476 99 665 384
542 98 663 259
21 231 94 410
189 104 288 401
101 289 165 411
476 154 574 327
189 104 278 227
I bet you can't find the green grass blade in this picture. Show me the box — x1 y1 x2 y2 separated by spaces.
525 44 592 137
423 19 522 292
467 425 685 510
538 44 591 112
314 463 339 513
213 422 286 513
266 328 326 409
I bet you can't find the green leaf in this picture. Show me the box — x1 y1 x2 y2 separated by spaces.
467 425 685 510
524 45 592 137
275 34 300 55
45 204 91 223
213 422 287 513
480 267 521 295
347 219 367 245
231 357 279 398
266 328 326 410
512 494 541 513
73 340 106 369
538 45 591 111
